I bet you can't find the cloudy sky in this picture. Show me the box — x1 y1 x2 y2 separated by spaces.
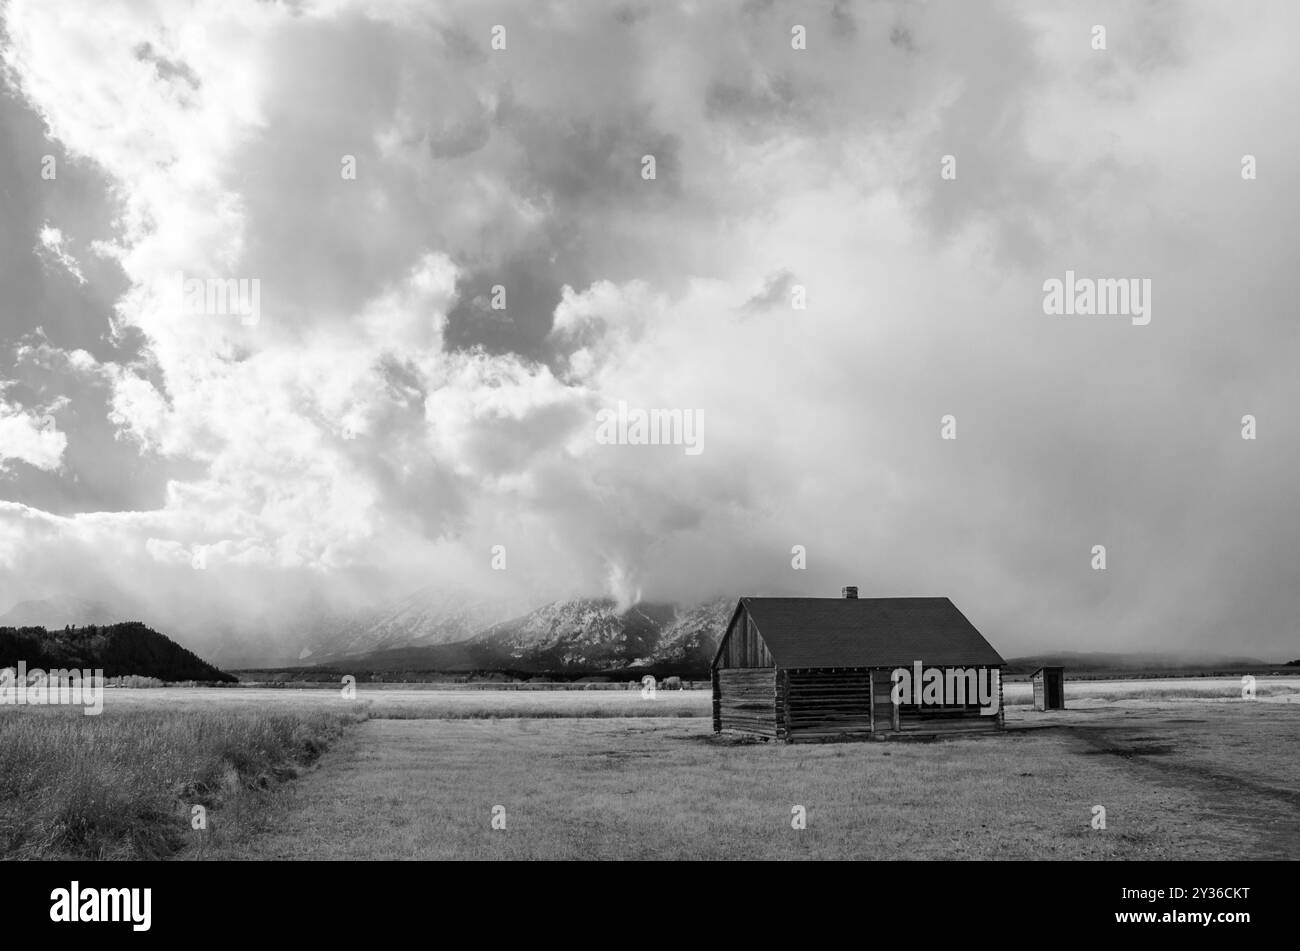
0 0 1296 661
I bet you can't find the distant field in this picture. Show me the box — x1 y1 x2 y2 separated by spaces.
93 685 708 719
1006 675 1300 705
4 677 1297 860
90 674 1300 717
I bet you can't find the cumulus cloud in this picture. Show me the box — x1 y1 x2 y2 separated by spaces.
0 393 66 472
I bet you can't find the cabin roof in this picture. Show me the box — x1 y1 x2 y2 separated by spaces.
731 596 1005 669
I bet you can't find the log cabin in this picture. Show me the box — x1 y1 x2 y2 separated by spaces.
710 587 1006 742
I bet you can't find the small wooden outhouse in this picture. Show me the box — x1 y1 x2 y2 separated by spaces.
1028 666 1065 711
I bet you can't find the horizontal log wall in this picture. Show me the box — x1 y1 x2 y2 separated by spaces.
896 664 1004 733
785 669 874 740
775 668 789 740
716 668 777 736
719 662 1008 740
711 669 721 732
783 667 1005 739
897 703 1002 733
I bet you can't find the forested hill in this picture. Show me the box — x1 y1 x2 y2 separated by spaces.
0 622 236 682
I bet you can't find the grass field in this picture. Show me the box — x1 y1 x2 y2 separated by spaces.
188 699 1298 861
2 677 1297 860
0 705 361 859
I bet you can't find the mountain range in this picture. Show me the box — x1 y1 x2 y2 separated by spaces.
0 590 738 674
299 586 529 662
301 595 735 676
1 593 1289 678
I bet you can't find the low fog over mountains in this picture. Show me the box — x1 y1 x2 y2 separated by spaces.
0 596 122 629
304 592 735 675
0 588 734 674
299 587 530 662
1 589 1285 678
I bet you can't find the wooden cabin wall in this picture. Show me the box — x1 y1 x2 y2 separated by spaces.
715 612 774 670
871 668 895 733
715 668 778 736
776 668 789 740
711 670 721 733
784 668 874 740
782 666 1005 739
896 704 1002 734
894 667 1005 734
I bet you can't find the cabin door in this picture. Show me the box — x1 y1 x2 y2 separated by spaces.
870 668 896 732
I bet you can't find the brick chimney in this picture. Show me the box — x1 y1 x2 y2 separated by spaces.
841 585 858 599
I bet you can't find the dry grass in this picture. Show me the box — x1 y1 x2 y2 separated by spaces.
0 705 364 859
5 678 1297 861
197 702 1300 860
